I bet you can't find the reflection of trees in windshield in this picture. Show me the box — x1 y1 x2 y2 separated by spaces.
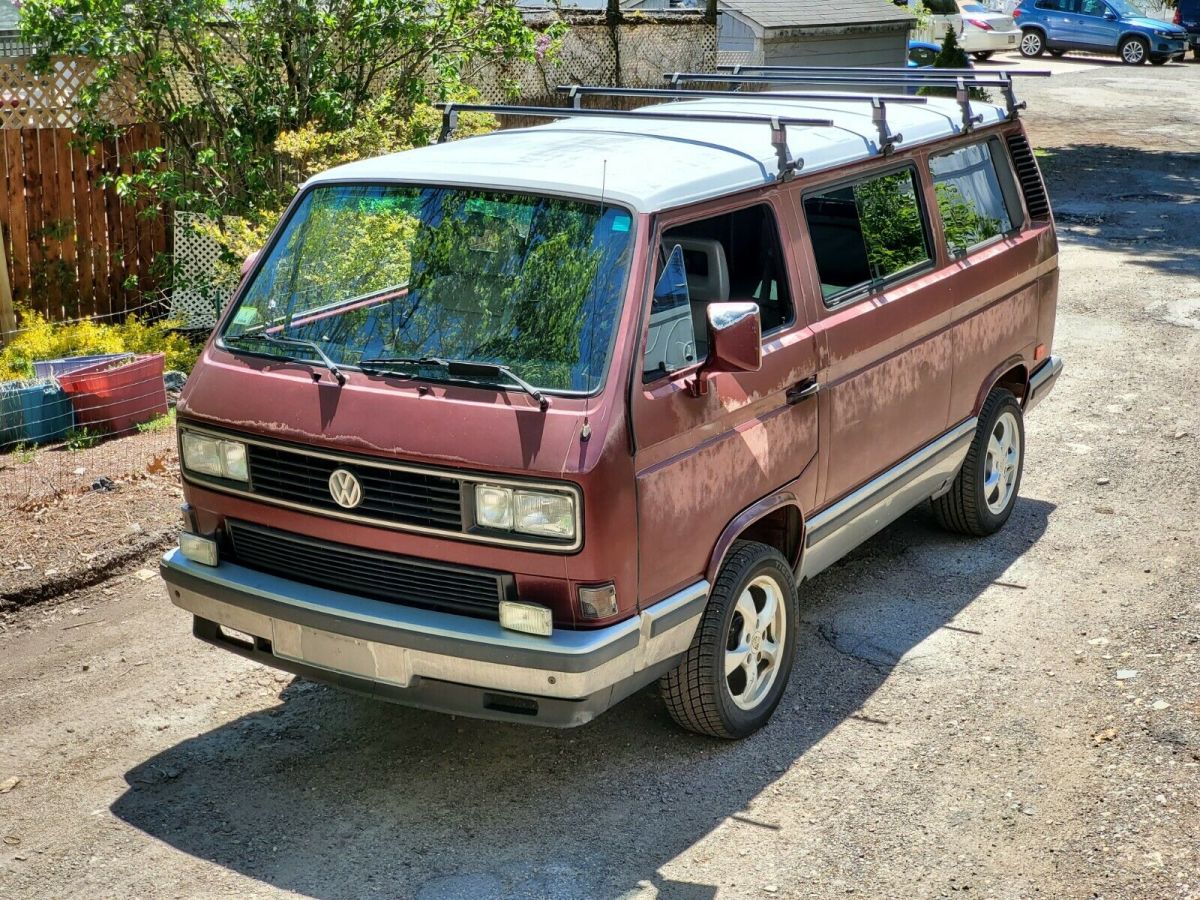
224 185 634 392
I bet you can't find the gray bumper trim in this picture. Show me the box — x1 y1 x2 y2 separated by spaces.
161 549 708 707
1025 355 1063 413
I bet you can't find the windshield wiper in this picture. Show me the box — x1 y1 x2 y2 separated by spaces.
227 332 345 385
359 356 549 411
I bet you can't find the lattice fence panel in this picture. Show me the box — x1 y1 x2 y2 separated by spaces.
171 212 235 329
0 56 136 130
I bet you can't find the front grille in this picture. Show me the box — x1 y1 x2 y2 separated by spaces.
247 442 463 530
1006 133 1051 221
227 520 511 619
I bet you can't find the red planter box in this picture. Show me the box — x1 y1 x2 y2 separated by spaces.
57 353 168 436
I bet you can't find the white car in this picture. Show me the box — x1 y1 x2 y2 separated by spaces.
921 0 1023 60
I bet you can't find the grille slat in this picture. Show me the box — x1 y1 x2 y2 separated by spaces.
227 521 507 618
246 443 464 530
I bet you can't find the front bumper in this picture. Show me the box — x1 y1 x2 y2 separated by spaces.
161 549 707 727
1025 355 1063 413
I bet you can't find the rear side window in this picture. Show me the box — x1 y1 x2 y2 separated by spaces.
803 168 931 306
929 140 1017 256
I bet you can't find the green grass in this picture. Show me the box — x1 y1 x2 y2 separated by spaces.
64 427 102 451
136 408 176 434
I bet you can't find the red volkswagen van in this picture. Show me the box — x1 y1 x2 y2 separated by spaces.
161 68 1062 737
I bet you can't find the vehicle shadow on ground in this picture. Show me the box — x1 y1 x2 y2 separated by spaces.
110 499 1053 900
1038 143 1200 281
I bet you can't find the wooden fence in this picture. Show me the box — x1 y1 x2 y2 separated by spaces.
0 123 167 328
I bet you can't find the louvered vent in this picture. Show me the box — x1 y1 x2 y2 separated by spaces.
1006 133 1051 221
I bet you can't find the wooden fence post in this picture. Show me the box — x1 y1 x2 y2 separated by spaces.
0 225 15 346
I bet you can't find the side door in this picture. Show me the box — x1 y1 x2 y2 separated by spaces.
631 196 821 604
1034 0 1073 42
789 159 955 561
1075 0 1121 48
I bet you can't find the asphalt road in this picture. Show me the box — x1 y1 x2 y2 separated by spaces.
1 53 1198 900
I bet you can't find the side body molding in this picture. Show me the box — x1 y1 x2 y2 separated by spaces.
798 418 978 582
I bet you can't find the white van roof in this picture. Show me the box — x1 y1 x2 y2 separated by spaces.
307 95 1010 214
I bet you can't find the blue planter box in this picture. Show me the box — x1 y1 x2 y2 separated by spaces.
32 353 133 380
0 379 75 447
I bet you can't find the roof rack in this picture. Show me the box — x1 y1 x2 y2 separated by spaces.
435 102 835 181
556 84 928 155
674 66 1050 124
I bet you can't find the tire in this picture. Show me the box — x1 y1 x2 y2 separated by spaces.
1049 49 1066 57
661 541 798 739
972 51 994 61
1120 36 1148 65
1020 29 1045 57
932 389 1025 537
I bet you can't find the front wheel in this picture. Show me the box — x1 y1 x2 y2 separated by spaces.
1120 36 1148 64
661 541 798 739
933 388 1025 536
1020 30 1045 57
972 51 994 61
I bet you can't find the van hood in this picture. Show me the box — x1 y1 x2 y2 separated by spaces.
177 346 618 478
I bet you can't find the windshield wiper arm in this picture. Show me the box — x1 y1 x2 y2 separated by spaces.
358 356 549 411
228 332 345 385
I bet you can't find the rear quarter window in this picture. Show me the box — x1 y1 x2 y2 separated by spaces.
929 139 1020 256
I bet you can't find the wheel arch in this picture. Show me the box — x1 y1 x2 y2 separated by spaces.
975 356 1029 415
706 491 805 583
1118 30 1151 45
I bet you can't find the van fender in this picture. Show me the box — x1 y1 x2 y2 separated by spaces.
706 490 805 584
974 354 1029 415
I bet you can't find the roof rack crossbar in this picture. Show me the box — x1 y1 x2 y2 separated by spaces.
723 64 1051 79
670 70 1045 120
435 102 835 181
559 83 925 155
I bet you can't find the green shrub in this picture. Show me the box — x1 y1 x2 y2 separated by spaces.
0 310 200 382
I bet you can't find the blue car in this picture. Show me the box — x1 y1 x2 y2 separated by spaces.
1013 0 1189 65
1175 0 1200 58
907 40 943 68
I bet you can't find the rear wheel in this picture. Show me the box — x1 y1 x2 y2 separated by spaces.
1120 35 1148 64
661 541 797 739
972 51 994 61
933 389 1025 537
1020 29 1045 57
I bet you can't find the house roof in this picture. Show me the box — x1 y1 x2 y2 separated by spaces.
310 94 1008 215
719 0 915 30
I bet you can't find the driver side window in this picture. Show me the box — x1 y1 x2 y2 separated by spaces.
1079 0 1108 16
642 204 793 382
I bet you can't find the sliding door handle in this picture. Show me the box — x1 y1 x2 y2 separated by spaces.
786 377 820 405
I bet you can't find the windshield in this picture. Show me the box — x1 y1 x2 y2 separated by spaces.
222 184 636 393
1105 0 1139 15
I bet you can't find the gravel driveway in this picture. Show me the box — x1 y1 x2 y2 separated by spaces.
1 55 1198 900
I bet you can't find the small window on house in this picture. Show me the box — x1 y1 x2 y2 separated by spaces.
643 204 793 382
803 168 931 305
929 140 1017 256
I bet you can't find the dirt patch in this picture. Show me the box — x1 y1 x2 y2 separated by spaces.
0 429 182 605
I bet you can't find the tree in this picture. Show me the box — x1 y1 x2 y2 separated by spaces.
19 1 549 218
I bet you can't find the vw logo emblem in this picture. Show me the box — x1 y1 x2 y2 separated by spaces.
328 469 363 509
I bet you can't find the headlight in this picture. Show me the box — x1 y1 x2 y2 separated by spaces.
474 484 576 541
181 431 249 482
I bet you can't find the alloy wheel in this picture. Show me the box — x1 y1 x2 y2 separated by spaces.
983 410 1021 515
1021 32 1043 56
725 575 787 711
1122 40 1145 63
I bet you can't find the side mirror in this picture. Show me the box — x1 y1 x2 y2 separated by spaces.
1104 11 1117 19
240 249 261 280
688 301 761 396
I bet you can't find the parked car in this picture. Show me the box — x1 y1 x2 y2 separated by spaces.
161 72 1063 738
1013 0 1189 64
907 39 943 66
1175 0 1200 58
920 0 1023 60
